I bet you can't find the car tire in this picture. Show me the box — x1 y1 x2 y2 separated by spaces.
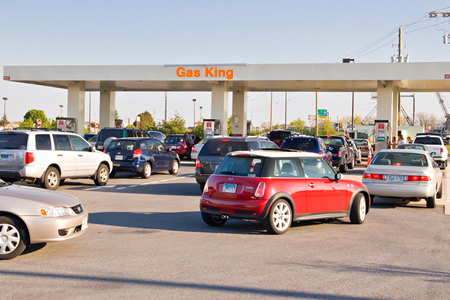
169 160 179 175
141 162 152 179
263 199 292 234
0 216 28 260
437 181 443 199
339 163 347 173
201 212 227 226
350 193 367 224
426 193 436 208
94 164 109 186
199 183 205 193
40 167 60 190
348 157 355 169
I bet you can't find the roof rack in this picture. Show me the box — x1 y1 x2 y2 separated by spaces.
16 127 51 131
260 148 302 152
416 133 442 137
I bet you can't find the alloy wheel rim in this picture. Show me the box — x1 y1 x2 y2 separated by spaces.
273 203 291 231
0 224 20 255
359 197 366 221
173 162 178 173
100 168 108 182
48 172 58 187
145 165 151 177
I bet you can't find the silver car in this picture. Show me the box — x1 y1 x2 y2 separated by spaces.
362 149 443 208
0 179 88 259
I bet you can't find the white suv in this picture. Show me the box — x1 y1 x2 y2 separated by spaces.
413 133 448 169
0 129 113 190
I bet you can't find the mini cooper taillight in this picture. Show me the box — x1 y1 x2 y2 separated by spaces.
255 182 266 197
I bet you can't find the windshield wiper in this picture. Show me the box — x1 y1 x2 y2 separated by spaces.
220 171 236 175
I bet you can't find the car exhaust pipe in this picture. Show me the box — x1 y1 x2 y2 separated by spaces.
221 214 230 220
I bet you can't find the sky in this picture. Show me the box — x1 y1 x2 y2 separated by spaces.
1 0 450 128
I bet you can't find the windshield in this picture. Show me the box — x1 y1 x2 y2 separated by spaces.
321 137 344 146
216 156 264 177
199 140 248 156
372 152 428 167
98 129 123 143
0 133 28 150
269 131 291 140
414 137 442 145
282 138 318 150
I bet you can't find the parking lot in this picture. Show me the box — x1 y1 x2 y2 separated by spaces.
1 159 450 299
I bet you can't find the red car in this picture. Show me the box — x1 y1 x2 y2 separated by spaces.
164 134 194 160
200 150 370 234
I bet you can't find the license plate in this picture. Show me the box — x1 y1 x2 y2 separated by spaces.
0 155 10 161
115 155 123 160
171 146 177 149
222 183 237 193
387 175 403 183
81 217 88 230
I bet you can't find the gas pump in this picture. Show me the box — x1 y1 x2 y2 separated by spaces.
374 120 390 153
203 119 221 138
56 118 76 133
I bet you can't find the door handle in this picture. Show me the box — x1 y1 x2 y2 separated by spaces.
78 155 83 157
307 183 315 187
58 154 63 157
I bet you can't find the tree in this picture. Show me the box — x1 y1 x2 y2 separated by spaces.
192 122 204 139
20 109 51 128
115 109 120 120
319 120 336 135
0 116 9 125
290 118 306 133
134 111 155 129
160 112 186 134
228 117 232 135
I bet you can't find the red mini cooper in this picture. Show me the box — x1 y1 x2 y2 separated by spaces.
200 150 371 234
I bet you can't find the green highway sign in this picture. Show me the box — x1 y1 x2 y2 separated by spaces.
318 109 327 119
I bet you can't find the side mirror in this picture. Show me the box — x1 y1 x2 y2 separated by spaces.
335 173 342 182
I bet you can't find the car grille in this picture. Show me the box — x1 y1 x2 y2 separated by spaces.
205 206 220 212
71 204 83 214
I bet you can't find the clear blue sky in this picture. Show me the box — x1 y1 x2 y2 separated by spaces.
1 0 450 127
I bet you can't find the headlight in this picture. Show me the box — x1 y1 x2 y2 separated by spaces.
40 207 70 217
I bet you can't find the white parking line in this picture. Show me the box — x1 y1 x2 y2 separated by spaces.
83 175 194 191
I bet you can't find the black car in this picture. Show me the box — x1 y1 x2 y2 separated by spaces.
319 136 355 173
280 136 333 165
105 137 180 178
96 128 149 150
195 136 278 192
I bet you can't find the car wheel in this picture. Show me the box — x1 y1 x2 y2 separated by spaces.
350 193 367 224
426 193 436 208
199 183 205 193
94 164 109 186
0 216 28 260
141 162 152 179
263 199 292 234
201 212 227 226
169 160 179 175
339 163 347 173
40 167 60 190
436 181 443 199
348 157 355 169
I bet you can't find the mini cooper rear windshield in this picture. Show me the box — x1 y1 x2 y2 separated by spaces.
200 140 249 156
0 132 28 150
372 152 428 167
282 138 318 150
108 140 139 151
216 156 265 177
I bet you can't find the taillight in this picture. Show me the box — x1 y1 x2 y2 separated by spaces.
203 181 209 194
196 159 201 169
25 152 35 164
318 152 323 155
192 148 197 153
182 144 187 149
407 176 430 181
441 148 444 153
363 147 368 150
103 149 106 153
338 150 342 156
133 149 143 158
363 173 384 180
255 182 266 197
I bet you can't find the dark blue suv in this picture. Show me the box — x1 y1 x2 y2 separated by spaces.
105 138 180 178
280 136 333 165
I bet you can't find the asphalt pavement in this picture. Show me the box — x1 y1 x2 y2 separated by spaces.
1 159 449 300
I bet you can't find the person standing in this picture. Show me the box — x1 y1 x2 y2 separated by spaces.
398 135 405 146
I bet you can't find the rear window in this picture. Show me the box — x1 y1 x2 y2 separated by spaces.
108 140 139 151
397 144 426 151
354 140 368 146
322 137 344 146
0 133 28 150
372 152 428 167
282 139 318 150
414 137 442 145
199 140 248 156
216 156 264 177
269 131 291 140
98 129 124 142
166 136 185 145
36 134 52 150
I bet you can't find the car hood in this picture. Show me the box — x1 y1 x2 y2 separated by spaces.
0 184 81 207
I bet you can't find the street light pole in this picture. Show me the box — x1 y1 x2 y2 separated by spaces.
60 104 63 117
3 97 7 129
193 99 196 127
200 106 203 122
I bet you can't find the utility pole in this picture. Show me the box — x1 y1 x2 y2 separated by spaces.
270 92 273 131
429 11 450 43
285 92 288 130
165 91 168 122
315 92 319 136
351 92 354 131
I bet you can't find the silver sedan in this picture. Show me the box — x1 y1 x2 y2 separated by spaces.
362 149 443 208
0 179 88 259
